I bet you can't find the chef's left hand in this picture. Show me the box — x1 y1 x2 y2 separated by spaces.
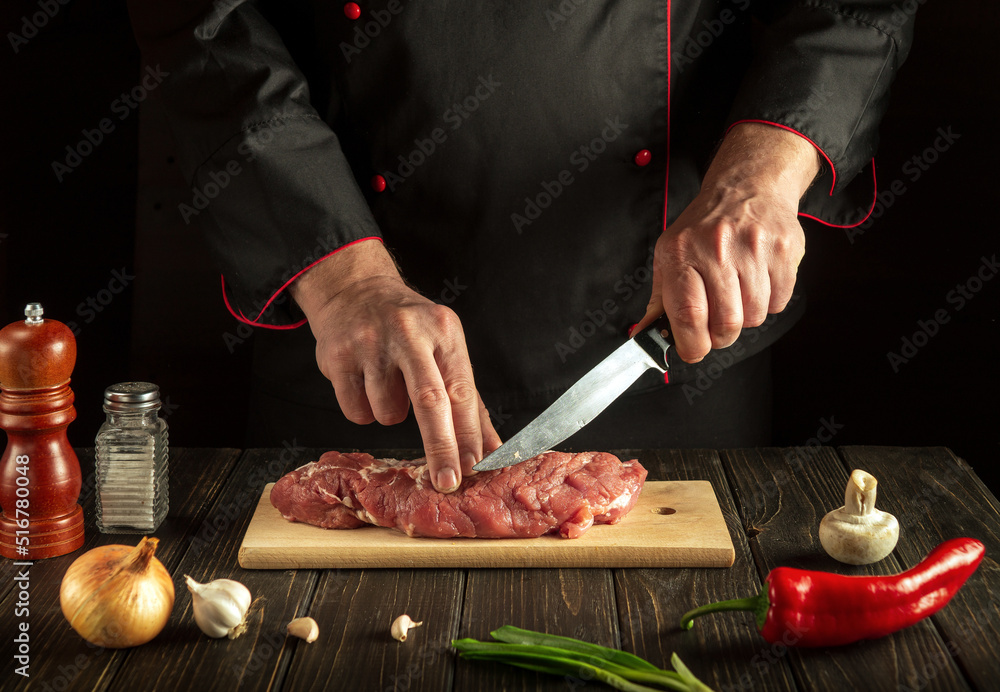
631 122 820 363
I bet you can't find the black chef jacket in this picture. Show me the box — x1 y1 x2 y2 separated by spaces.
129 0 915 446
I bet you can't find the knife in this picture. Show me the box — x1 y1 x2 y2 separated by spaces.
472 294 806 471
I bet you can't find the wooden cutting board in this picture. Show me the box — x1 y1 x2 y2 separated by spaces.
239 481 734 569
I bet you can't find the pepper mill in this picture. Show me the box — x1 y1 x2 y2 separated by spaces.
0 303 85 559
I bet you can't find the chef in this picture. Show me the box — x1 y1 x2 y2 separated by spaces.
128 1 914 491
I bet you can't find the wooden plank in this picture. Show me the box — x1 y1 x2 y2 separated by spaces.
614 449 798 692
239 481 733 569
721 447 971 692
454 568 619 691
838 446 1000 692
280 569 464 692
106 447 322 692
0 448 241 692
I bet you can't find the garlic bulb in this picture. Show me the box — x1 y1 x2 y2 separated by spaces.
819 469 899 565
391 614 423 642
184 575 252 639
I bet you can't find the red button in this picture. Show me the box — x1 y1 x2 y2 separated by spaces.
371 174 386 192
634 149 652 167
344 3 361 20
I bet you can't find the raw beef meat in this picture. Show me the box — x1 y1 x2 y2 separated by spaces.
269 450 647 539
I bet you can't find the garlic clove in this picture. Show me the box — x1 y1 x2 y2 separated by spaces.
185 575 252 639
819 469 900 565
391 614 423 642
287 617 319 643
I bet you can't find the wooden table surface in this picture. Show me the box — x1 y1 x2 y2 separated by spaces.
2 447 999 692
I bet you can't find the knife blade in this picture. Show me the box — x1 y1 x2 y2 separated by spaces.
472 319 672 471
472 293 807 472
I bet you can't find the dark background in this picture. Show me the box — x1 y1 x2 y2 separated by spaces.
1 1 997 493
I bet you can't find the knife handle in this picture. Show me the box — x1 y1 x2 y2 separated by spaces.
634 315 673 373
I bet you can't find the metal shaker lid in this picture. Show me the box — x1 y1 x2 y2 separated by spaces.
104 382 162 411
24 303 44 324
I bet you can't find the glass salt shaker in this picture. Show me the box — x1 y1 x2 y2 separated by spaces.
95 382 170 533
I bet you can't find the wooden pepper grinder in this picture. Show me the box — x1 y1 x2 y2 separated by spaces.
0 303 85 559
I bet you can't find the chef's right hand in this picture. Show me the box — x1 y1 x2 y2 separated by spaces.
289 239 501 493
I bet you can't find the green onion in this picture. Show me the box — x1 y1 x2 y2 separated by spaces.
452 626 714 692
490 625 661 671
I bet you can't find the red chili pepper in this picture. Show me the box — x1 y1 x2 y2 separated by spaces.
680 537 984 647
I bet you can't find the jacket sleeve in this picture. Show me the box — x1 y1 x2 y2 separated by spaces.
728 0 917 226
127 0 381 327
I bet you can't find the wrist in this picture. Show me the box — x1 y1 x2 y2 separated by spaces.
703 122 821 201
289 238 400 319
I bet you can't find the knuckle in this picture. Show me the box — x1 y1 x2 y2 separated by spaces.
430 304 461 333
412 384 449 411
672 304 708 329
446 379 477 406
743 309 768 327
708 220 736 259
772 228 804 259
345 410 375 425
771 234 792 256
745 223 769 254
422 442 457 464
375 408 408 426
654 237 675 263
770 292 792 313
713 316 743 335
677 345 710 363
385 309 421 340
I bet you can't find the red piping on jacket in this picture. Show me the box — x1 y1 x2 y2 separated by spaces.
221 236 384 329
724 119 878 229
662 0 672 232
798 160 878 228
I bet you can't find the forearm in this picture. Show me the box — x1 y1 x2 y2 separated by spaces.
289 239 400 320
705 123 821 201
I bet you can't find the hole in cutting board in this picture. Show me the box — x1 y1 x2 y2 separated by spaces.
651 507 676 515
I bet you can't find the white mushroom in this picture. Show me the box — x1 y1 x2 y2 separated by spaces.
819 469 899 565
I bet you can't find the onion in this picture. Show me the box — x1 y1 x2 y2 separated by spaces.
59 536 175 648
